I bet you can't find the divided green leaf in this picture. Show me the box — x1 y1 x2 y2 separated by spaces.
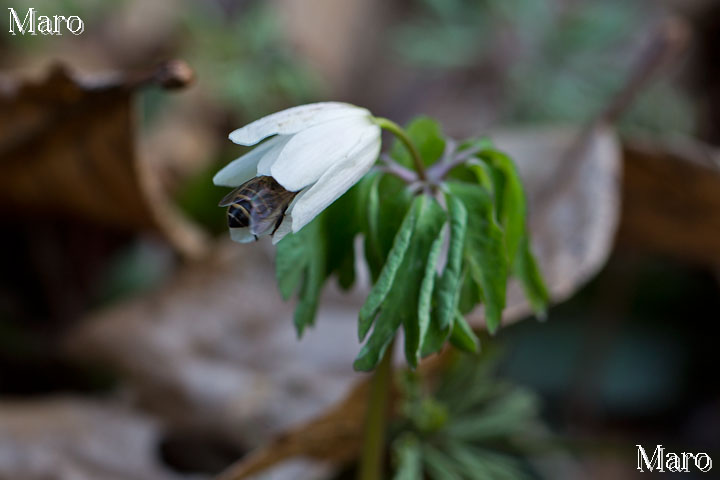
420 193 468 358
275 127 549 370
515 236 549 318
355 194 446 371
392 434 422 480
475 148 549 316
390 116 446 168
448 181 507 333
275 217 325 337
450 312 480 353
359 198 419 341
323 179 366 289
364 174 414 278
417 231 444 353
435 194 467 331
475 149 526 265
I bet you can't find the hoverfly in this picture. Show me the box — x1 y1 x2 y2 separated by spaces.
218 176 298 239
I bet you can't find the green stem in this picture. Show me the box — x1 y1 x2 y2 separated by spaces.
374 118 427 181
358 340 395 480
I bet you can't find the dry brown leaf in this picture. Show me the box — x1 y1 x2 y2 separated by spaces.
214 354 450 480
65 240 364 450
215 379 370 480
0 61 207 259
617 137 720 264
0 398 189 480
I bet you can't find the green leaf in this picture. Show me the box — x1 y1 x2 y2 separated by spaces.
448 389 539 440
359 199 419 341
439 442 494 480
450 312 479 353
390 116 446 168
420 309 450 357
457 270 479 315
326 174 377 290
475 148 549 316
392 434 422 480
355 195 446 371
475 148 526 264
293 223 325 336
444 441 530 480
468 162 494 192
401 196 446 368
364 172 383 277
448 181 507 333
470 449 532 480
422 445 464 480
275 230 309 301
276 217 326 337
364 174 414 279
458 136 494 153
420 194 467 358
417 231 444 352
323 181 363 290
435 194 467 331
515 236 549 318
353 306 399 371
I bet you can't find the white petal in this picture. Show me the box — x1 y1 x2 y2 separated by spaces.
213 136 288 187
271 217 293 244
229 102 369 146
289 125 381 233
270 193 303 244
271 116 376 192
257 135 292 176
229 227 256 243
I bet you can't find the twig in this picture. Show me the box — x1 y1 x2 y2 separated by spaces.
598 17 690 126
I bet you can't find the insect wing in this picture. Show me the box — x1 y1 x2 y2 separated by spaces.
250 208 282 236
247 187 281 235
218 186 244 207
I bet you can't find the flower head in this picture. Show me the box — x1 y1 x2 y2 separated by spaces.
214 102 381 243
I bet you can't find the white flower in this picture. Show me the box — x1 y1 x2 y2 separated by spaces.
213 102 382 244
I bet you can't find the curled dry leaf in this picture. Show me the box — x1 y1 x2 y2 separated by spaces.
0 61 208 259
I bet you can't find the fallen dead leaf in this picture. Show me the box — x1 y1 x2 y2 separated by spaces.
0 398 191 480
0 61 208 259
489 125 622 325
617 136 720 264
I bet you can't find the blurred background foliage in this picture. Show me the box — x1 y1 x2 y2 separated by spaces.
0 0 697 230
390 351 549 480
177 0 320 118
391 0 694 133
0 0 718 479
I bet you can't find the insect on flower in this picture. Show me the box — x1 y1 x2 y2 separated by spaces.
214 102 382 243
218 175 298 240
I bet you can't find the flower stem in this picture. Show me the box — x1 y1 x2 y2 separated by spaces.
374 118 427 181
357 340 395 480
